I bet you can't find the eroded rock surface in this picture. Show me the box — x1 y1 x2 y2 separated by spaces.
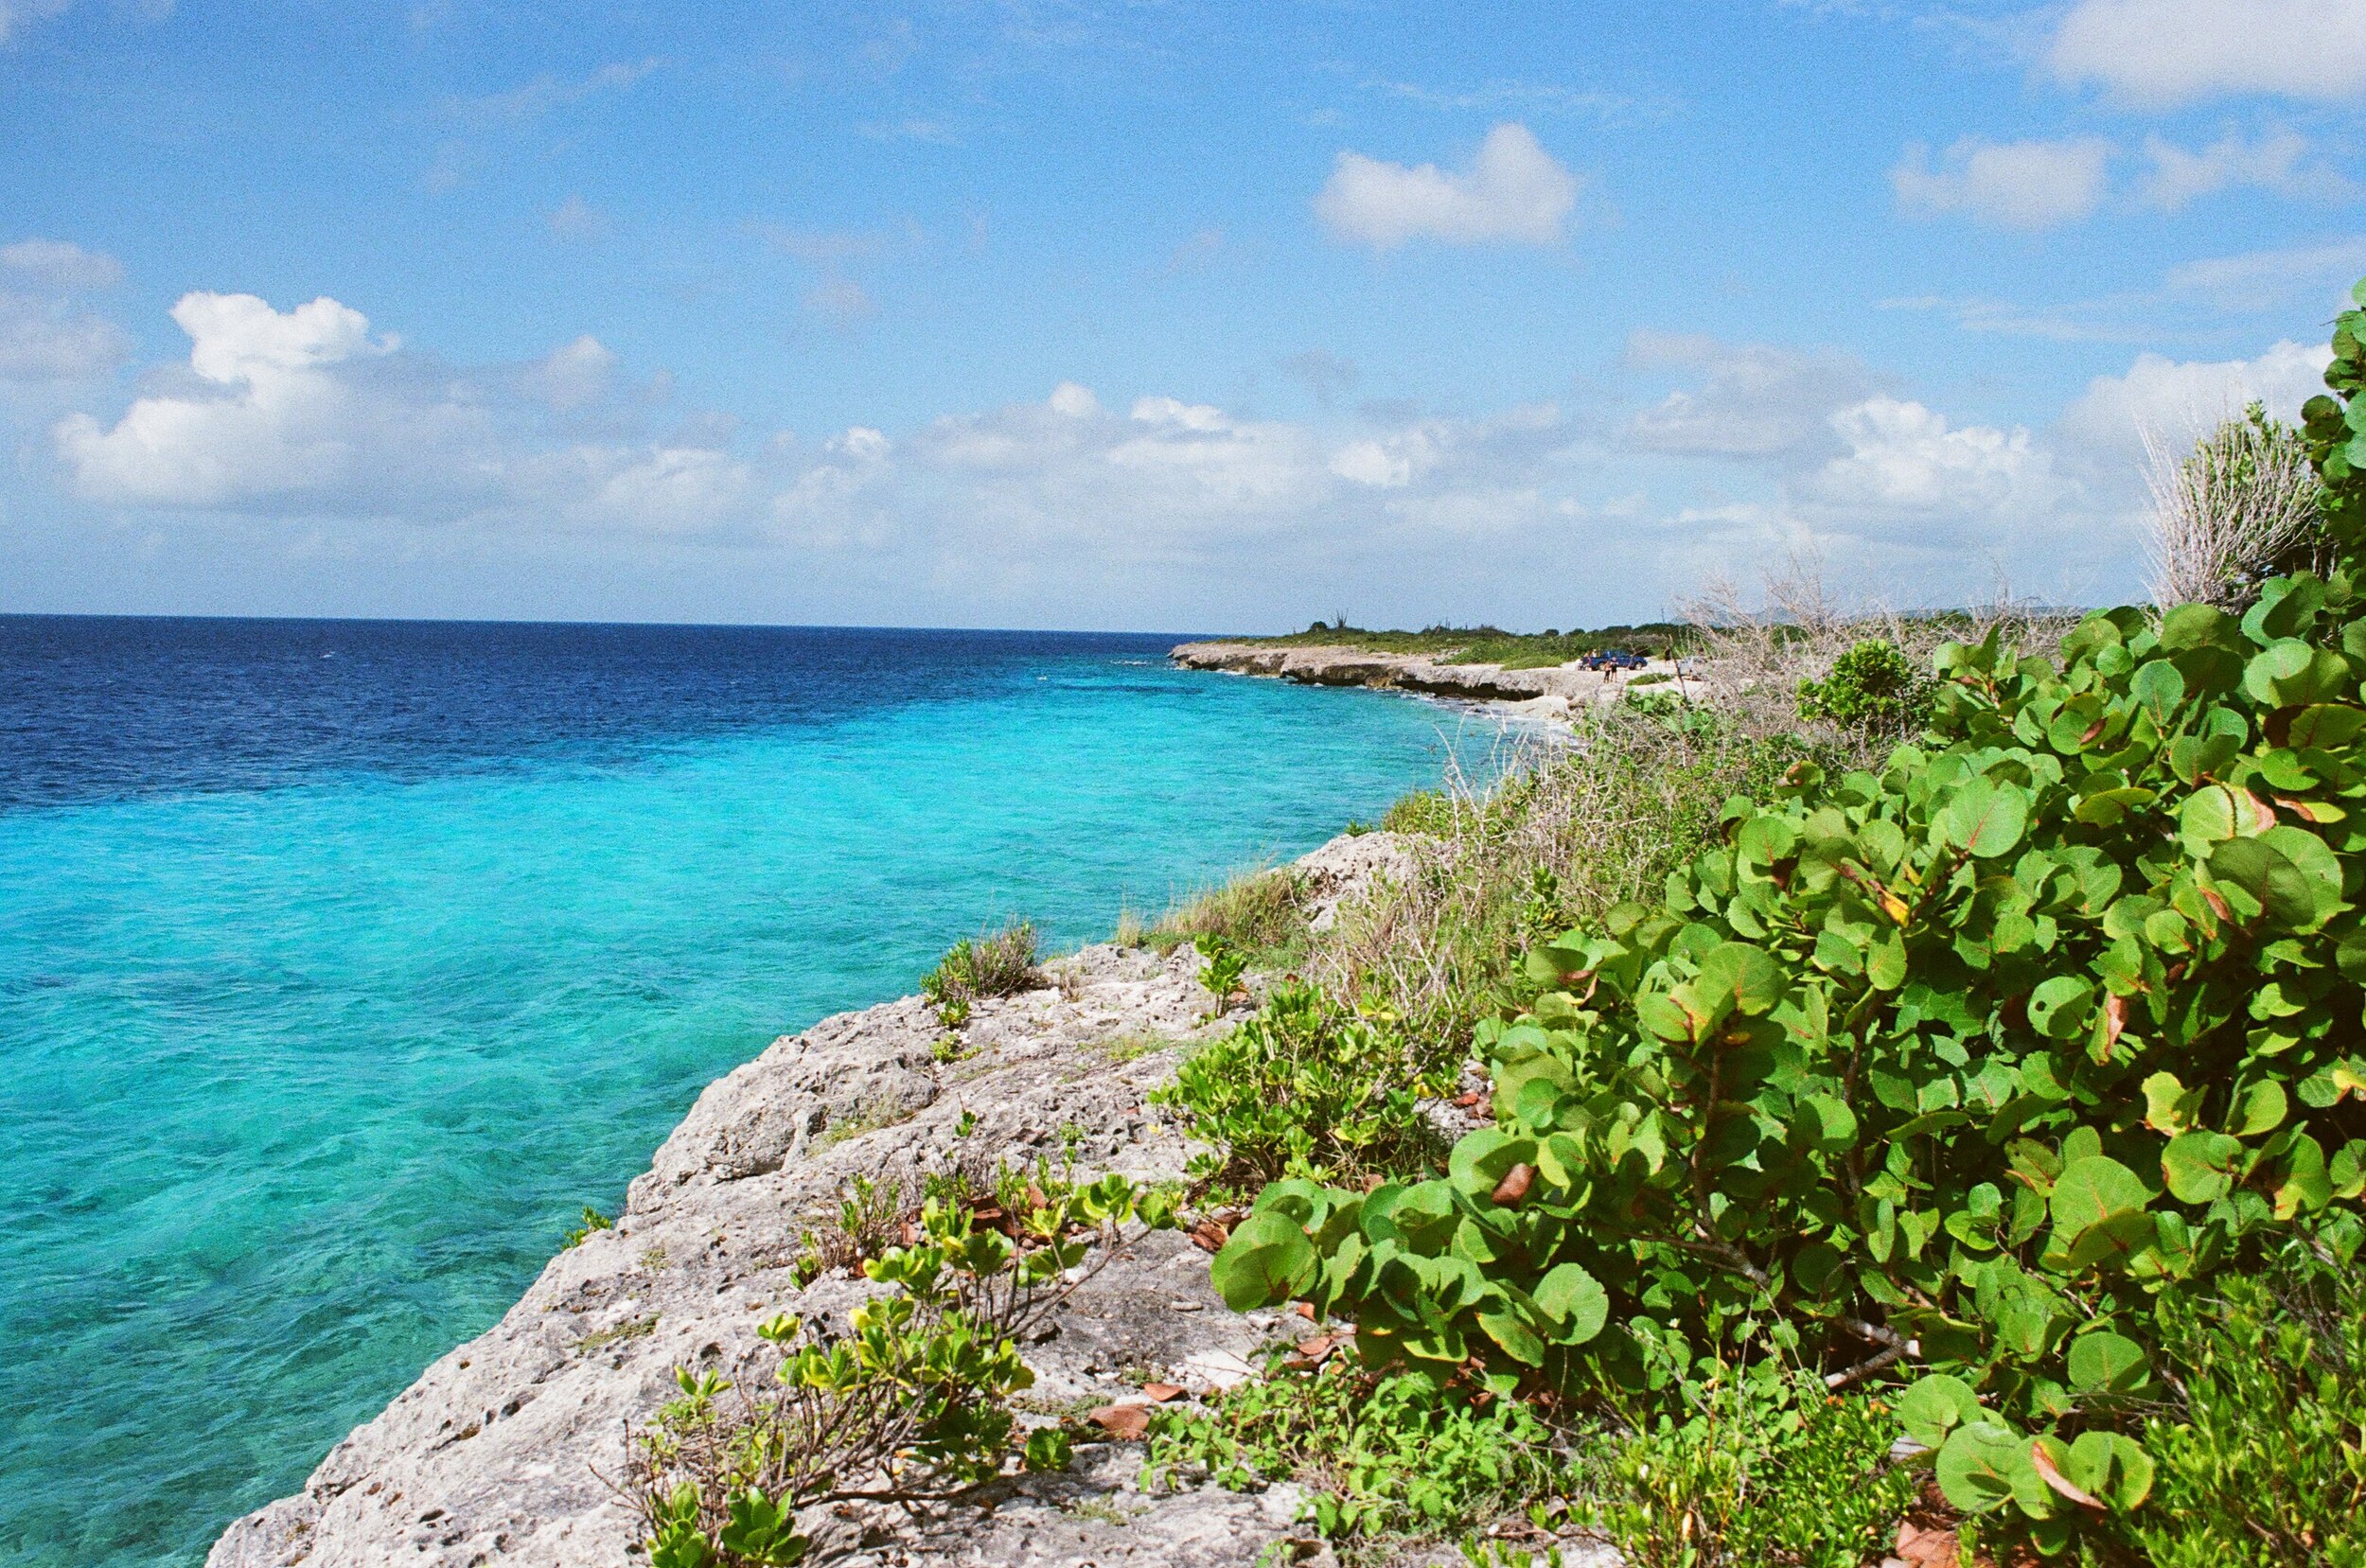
1169 641 1686 725
206 837 1618 1568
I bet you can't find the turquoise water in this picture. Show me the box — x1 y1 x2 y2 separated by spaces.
0 620 1489 1567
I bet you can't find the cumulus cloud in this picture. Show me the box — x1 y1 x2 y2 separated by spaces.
1892 137 2112 230
52 292 741 527
2050 0 2366 106
2137 128 2354 210
2056 340 2335 477
1805 397 2062 520
1315 123 1579 249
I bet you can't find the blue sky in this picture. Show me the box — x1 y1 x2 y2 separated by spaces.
3 0 2364 631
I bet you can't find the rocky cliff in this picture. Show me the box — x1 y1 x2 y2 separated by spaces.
204 835 1605 1568
1168 641 1677 722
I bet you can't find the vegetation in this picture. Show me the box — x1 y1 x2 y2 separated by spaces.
1571 1353 1920 1568
1235 620 1686 669
1150 982 1453 1195
2145 403 2327 612
1141 865 1307 962
922 922 1039 1024
1794 637 1936 734
1183 277 2366 1561
1142 1359 1559 1548
562 1205 614 1247
629 1166 1177 1567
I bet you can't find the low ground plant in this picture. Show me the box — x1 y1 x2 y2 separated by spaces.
922 922 1038 1022
627 1170 1176 1567
1152 983 1451 1195
1572 1350 1918 1568
1214 279 2366 1559
563 1205 613 1247
2113 1245 2366 1564
1144 866 1306 962
1142 1360 1559 1549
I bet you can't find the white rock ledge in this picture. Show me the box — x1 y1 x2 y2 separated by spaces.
204 834 1623 1568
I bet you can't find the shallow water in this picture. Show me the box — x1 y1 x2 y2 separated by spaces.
0 617 1491 1567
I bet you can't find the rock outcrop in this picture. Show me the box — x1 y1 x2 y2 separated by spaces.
1168 641 1684 725
206 834 1612 1568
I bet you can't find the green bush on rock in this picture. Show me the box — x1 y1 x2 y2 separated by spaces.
1216 276 2366 1557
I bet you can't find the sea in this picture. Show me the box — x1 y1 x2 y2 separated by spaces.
0 615 1492 1568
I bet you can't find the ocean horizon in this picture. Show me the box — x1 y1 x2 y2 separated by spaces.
0 615 1493 1567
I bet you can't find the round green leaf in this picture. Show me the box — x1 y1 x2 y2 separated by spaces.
1793 1093 1858 1153
1897 1373 1984 1449
1939 777 2031 858
2207 837 2317 927
1935 1420 2032 1517
2162 1130 2243 1204
2067 1330 2147 1396
2234 1080 2289 1137
1209 1212 1315 1311
2065 1432 2155 1512
1530 1261 1609 1345
2026 976 2096 1041
2049 1155 2148 1238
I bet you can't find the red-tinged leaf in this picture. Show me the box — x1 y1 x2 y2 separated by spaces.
1492 1163 1536 1207
2103 993 2128 1058
2031 1441 2104 1510
1087 1403 1151 1440
1140 1383 1185 1402
1295 1333 1338 1361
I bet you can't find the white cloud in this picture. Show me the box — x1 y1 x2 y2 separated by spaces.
2050 0 2366 106
521 334 616 410
2163 237 2366 307
1315 123 1579 249
0 0 75 45
51 292 747 528
546 195 609 241
2137 128 2354 210
0 238 132 381
1624 336 1881 459
803 276 876 325
2056 340 2335 476
1892 137 2112 230
0 293 132 381
453 58 662 121
2 238 123 290
1806 396 2062 519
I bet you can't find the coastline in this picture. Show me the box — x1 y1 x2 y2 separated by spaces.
202 834 1491 1568
1167 640 1682 727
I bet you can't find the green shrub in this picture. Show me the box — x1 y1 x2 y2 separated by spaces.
2115 1246 2366 1565
562 1205 613 1247
629 1172 1176 1567
1217 277 2366 1559
1380 786 1457 836
922 921 1039 1019
1143 1361 1558 1545
1152 984 1452 1195
1572 1350 1919 1568
1795 639 1935 734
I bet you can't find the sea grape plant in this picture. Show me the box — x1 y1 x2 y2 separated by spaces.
1214 278 2366 1552
1795 639 1935 734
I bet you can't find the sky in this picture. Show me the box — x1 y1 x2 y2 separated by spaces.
3 0 2365 632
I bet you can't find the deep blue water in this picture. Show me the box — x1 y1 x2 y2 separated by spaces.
0 616 1485 1568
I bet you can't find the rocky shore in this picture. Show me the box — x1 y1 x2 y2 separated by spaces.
205 835 1595 1568
1168 641 1680 725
